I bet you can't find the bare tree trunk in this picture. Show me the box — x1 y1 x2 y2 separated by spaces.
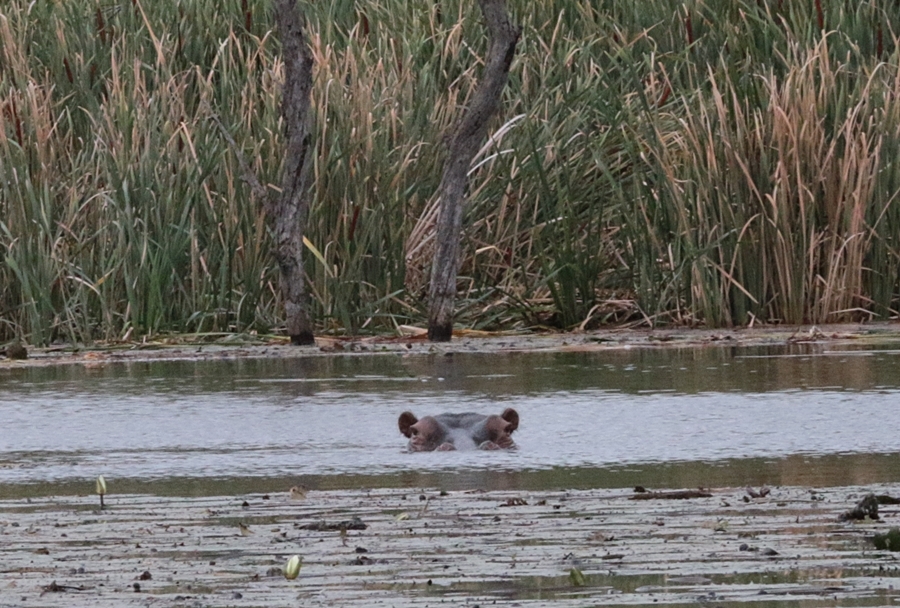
213 1 315 344
271 0 315 345
427 0 520 342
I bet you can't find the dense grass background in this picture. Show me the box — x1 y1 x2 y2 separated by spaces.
2 0 900 344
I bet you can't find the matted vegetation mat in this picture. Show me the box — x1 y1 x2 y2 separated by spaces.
2 484 900 607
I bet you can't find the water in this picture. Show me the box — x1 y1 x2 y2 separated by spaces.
3 342 900 494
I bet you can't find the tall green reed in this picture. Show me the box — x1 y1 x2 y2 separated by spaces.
3 0 900 343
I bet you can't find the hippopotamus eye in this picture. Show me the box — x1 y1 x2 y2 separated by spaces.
490 423 511 441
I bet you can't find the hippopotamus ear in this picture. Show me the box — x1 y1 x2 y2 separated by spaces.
501 408 519 432
398 411 419 437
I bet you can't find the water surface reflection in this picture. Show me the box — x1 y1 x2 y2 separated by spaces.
3 342 900 493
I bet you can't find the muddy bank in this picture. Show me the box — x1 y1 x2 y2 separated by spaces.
4 322 900 368
2 484 900 607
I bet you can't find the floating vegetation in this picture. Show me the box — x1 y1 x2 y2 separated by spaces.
95 475 107 509
1 485 894 606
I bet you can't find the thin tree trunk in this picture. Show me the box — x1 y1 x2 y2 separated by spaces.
427 0 520 342
271 0 315 345
212 0 315 344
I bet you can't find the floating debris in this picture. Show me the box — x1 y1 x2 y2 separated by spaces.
499 497 528 507
839 494 880 521
630 489 712 500
300 516 367 531
41 581 87 594
3 485 897 607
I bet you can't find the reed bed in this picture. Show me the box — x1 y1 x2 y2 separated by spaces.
1 0 900 343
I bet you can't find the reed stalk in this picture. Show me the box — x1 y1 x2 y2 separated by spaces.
2 0 900 342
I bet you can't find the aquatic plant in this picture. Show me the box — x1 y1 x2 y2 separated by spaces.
95 475 107 509
284 554 302 579
873 528 900 551
2 0 900 342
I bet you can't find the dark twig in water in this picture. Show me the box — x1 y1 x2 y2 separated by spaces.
630 489 712 500
301 516 367 531
41 581 89 594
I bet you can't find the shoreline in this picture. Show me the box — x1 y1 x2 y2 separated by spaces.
4 322 900 369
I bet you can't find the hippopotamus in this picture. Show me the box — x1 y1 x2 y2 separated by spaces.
398 408 519 451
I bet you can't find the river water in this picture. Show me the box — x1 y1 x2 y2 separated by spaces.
3 342 900 495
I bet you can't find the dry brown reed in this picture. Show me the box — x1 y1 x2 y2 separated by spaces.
2 0 900 343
